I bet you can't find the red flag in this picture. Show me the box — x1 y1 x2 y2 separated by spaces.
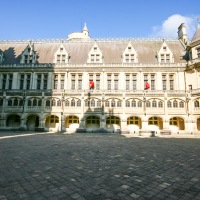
89 81 94 89
145 82 150 90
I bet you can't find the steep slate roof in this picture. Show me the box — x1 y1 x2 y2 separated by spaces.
191 24 200 43
0 39 186 64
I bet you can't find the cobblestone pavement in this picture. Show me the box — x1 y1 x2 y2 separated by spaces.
0 132 200 200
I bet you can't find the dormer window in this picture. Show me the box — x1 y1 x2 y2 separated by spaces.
123 43 138 63
157 41 174 63
88 43 103 63
54 44 69 64
20 44 38 64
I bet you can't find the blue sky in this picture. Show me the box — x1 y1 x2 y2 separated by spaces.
0 0 199 40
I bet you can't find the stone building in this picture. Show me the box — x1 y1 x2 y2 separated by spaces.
0 23 200 134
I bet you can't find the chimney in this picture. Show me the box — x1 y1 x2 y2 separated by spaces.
178 23 188 45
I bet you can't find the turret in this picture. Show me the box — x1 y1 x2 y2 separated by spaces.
178 23 188 45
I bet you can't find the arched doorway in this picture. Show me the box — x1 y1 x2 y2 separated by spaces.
45 115 59 129
26 115 39 130
169 117 185 130
197 118 200 131
86 116 100 128
148 116 163 130
106 116 120 130
65 115 79 129
6 115 20 128
127 116 142 130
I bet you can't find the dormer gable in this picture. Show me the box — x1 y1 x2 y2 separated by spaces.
54 44 69 64
0 50 4 64
122 42 138 63
157 41 174 63
87 43 103 63
20 43 38 64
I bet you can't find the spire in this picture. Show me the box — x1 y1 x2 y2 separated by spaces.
191 23 200 43
82 23 89 36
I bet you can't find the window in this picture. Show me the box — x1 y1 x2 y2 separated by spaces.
111 99 116 107
86 116 100 124
197 48 200 58
146 101 150 107
127 116 140 125
77 100 81 107
138 101 142 107
148 117 159 125
170 117 178 125
126 101 130 107
71 99 75 107
179 101 184 108
105 101 110 107
132 100 136 107
97 100 101 107
46 100 50 107
158 101 163 108
167 101 172 108
169 75 174 90
65 100 70 107
194 101 199 107
91 99 95 107
152 100 157 107
117 101 121 107
162 75 167 90
57 100 61 107
54 75 58 90
173 100 178 108
52 99 56 106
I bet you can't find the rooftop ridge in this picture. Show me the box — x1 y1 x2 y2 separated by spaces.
0 37 181 44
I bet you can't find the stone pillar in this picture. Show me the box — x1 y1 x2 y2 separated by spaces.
47 72 53 89
12 73 18 89
20 115 26 130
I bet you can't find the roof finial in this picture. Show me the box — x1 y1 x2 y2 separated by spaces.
82 22 89 36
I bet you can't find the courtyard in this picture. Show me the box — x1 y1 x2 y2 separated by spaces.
0 132 200 200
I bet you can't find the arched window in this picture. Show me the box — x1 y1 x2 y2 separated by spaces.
132 100 136 107
179 101 184 108
126 101 130 107
167 101 172 107
14 98 18 106
19 99 23 106
38 99 42 106
173 100 178 108
65 100 70 107
85 100 89 107
194 101 199 108
71 99 75 107
111 99 116 107
46 100 50 107
146 100 150 107
152 100 157 107
158 101 163 108
77 100 81 107
33 99 37 106
97 100 101 107
28 100 32 106
57 100 61 106
52 99 56 106
91 99 95 107
137 101 142 107
105 101 110 107
8 99 12 106
117 101 121 107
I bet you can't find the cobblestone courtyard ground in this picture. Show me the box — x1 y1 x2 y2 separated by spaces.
0 132 200 200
